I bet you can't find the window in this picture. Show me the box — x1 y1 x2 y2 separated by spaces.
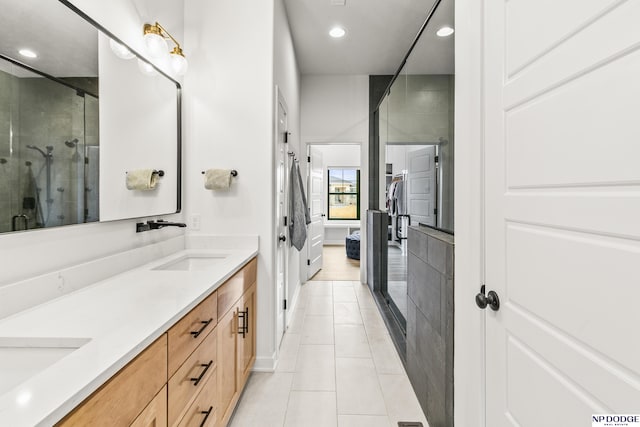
327 168 360 220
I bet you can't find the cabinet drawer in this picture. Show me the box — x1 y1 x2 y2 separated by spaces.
176 373 217 427
130 385 167 427
57 335 167 427
169 325 217 426
217 257 257 319
168 290 217 377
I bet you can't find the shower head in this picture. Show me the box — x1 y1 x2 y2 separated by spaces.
64 139 79 148
26 145 46 157
26 145 53 158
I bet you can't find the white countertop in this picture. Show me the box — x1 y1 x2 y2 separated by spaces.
0 236 258 426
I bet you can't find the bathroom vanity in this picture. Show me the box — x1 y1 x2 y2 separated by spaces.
0 235 258 427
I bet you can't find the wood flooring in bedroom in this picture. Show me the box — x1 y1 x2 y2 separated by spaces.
310 245 360 281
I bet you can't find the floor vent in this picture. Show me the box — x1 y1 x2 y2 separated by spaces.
398 423 423 427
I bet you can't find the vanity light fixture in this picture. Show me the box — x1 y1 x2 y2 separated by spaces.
329 26 346 38
18 49 37 59
436 26 454 37
143 22 188 75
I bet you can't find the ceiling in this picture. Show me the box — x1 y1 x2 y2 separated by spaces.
0 0 98 78
283 0 454 75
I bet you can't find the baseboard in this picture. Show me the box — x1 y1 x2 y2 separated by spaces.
252 353 277 372
286 280 302 327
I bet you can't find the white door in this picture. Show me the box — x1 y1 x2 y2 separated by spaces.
307 146 324 279
484 1 640 425
407 146 436 227
275 88 288 345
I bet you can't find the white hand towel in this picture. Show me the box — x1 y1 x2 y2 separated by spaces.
126 169 159 191
204 169 233 190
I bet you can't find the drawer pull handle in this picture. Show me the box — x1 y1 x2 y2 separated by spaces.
190 360 213 386
199 406 214 427
237 308 249 338
190 318 213 338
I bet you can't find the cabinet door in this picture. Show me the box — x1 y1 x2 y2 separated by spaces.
217 306 238 425
131 386 167 427
237 283 256 388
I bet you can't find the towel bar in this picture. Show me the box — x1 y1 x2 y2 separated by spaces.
125 170 164 177
201 170 238 177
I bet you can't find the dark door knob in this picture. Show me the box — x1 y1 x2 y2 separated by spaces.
279 234 286 242
475 286 500 311
475 292 488 309
486 290 500 311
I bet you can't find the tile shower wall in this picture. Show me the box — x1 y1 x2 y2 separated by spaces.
407 225 454 427
0 68 99 232
0 69 19 232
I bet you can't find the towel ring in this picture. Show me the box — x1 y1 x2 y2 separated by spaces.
201 170 238 177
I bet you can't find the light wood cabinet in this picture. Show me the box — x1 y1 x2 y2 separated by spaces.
57 336 167 427
57 257 256 427
216 271 257 427
177 372 218 427
168 325 217 426
216 304 239 425
168 291 217 377
131 386 168 427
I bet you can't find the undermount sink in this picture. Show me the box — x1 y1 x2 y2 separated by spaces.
0 337 91 395
152 254 229 271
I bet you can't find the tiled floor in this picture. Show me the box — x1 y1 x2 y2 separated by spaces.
230 280 428 427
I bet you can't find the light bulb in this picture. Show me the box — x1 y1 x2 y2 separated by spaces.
137 58 158 76
144 32 168 58
109 39 135 60
170 52 188 76
329 27 346 38
436 26 454 37
18 49 37 58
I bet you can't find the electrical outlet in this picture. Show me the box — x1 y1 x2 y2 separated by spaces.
190 214 201 230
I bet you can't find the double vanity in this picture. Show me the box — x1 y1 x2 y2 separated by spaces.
0 235 258 427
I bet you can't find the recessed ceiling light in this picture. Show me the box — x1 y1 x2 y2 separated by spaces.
18 49 37 58
436 26 454 37
329 26 346 38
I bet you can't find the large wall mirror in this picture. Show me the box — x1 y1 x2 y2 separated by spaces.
0 0 181 234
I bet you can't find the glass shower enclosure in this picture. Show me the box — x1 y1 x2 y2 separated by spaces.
0 57 99 233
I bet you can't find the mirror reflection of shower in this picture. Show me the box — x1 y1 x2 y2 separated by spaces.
65 138 81 163
25 144 54 227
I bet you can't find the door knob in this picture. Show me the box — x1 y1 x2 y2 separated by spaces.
486 291 500 311
279 234 286 242
475 286 500 311
475 292 488 309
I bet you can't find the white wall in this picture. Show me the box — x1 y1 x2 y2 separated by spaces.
0 0 186 292
301 75 369 143
300 75 369 283
184 0 300 370
274 0 302 326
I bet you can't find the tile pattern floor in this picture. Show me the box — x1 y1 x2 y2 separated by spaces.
230 280 428 427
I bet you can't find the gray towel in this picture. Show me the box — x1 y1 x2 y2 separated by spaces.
289 161 311 251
